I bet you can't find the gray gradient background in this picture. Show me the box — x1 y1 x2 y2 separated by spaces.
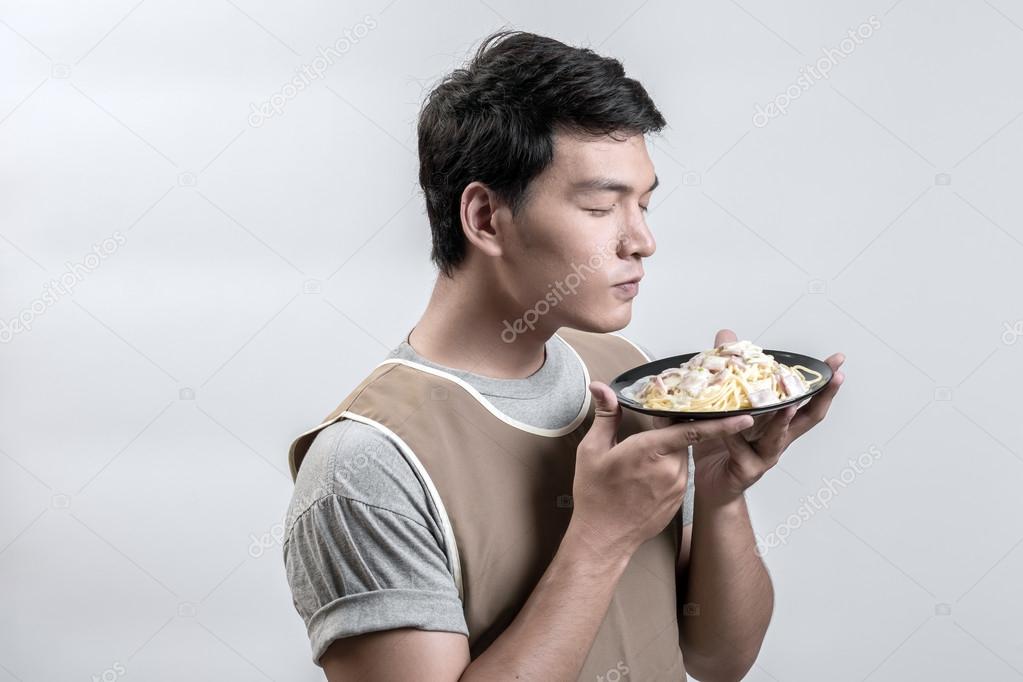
3 1 1023 680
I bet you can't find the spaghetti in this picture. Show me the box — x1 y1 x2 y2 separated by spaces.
623 340 824 412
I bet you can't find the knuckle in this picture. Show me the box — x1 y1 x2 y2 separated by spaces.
632 431 653 451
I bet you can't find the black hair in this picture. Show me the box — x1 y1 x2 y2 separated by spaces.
416 30 666 277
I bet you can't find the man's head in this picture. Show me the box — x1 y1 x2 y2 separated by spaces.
417 31 665 334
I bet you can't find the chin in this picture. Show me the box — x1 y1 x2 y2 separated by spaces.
564 302 633 334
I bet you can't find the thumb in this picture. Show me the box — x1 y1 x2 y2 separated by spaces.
583 381 622 449
714 328 738 347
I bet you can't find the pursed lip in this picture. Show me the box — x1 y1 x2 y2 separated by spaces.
613 275 644 286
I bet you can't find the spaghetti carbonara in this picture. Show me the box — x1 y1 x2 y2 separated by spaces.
623 340 824 412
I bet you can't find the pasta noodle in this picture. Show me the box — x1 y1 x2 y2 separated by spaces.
623 340 824 412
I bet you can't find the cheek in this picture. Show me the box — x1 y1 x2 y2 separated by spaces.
515 208 624 294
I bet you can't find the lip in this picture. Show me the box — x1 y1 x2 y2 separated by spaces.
613 280 640 298
613 275 644 287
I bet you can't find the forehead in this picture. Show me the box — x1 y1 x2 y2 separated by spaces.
546 130 655 190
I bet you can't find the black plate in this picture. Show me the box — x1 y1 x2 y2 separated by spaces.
610 350 833 420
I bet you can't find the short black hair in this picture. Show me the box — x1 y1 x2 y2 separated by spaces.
417 30 667 277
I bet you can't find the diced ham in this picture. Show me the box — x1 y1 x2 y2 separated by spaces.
747 388 778 407
703 355 728 372
717 342 745 356
680 371 709 397
709 368 730 385
659 368 684 389
781 374 804 398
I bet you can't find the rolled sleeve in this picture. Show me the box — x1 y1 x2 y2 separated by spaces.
284 494 468 666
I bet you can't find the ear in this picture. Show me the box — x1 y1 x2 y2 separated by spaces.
460 181 505 258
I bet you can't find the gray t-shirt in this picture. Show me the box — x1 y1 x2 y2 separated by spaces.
283 333 695 665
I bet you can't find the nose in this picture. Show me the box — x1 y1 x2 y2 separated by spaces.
617 208 656 259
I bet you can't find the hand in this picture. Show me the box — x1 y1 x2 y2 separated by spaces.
652 329 846 506
570 381 755 558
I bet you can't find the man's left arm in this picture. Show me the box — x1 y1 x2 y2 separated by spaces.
675 490 773 682
660 329 846 682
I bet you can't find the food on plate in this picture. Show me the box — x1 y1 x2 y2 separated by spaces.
622 340 824 411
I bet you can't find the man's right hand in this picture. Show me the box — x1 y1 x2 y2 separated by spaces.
569 381 754 559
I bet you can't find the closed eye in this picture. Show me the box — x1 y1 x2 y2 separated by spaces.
584 204 648 216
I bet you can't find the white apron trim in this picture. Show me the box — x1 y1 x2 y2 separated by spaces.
371 332 592 438
609 331 652 362
338 410 465 601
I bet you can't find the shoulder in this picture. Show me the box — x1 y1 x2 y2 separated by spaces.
286 419 444 544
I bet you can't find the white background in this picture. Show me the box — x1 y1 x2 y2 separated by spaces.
2 1 1023 680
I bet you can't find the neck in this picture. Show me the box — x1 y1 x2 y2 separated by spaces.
407 268 554 380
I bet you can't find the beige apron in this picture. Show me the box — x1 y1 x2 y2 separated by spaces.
288 327 685 680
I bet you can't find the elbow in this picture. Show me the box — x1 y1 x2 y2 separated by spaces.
682 639 765 682
684 653 758 682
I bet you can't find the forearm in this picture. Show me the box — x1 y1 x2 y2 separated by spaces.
679 494 773 681
459 520 632 681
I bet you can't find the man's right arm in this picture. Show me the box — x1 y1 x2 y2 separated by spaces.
285 419 635 681
321 519 633 681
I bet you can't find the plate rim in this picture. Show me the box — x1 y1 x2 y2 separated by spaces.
610 349 834 420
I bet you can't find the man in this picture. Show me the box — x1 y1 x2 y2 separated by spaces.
284 30 845 681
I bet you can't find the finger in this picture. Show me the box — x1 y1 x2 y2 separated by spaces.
789 369 844 438
741 411 778 442
582 381 623 450
714 328 738 347
721 431 765 483
652 414 680 430
754 404 799 462
647 414 754 456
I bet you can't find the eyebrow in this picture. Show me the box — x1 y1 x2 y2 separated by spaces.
570 174 659 195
